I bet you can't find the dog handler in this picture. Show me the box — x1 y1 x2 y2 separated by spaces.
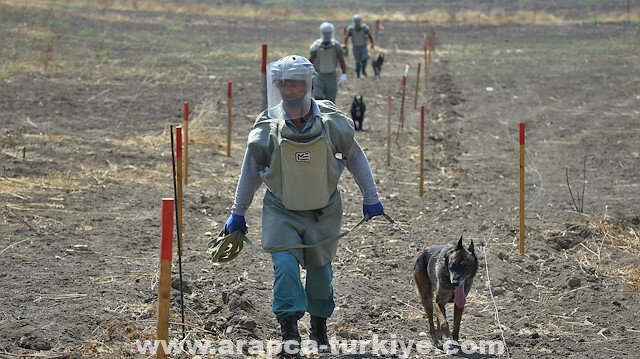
309 22 347 103
223 55 384 358
343 14 375 78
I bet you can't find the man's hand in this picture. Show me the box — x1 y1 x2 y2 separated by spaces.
224 214 247 234
370 42 375 49
363 201 384 220
339 73 347 84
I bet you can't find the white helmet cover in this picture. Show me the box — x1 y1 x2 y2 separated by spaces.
267 55 316 119
320 21 334 42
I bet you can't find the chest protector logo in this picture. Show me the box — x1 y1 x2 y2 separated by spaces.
279 137 331 210
296 151 311 162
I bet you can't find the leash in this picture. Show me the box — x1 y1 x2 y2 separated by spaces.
208 215 370 263
380 213 428 251
208 213 428 263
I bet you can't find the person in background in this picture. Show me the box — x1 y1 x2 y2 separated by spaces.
309 22 348 103
223 55 384 358
343 14 375 78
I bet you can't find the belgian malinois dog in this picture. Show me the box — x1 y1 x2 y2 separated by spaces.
350 96 366 131
414 236 478 348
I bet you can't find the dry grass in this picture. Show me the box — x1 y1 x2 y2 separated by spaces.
3 0 639 25
545 213 640 290
588 215 640 255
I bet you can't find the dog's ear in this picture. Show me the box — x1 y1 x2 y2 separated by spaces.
468 239 475 254
456 235 464 250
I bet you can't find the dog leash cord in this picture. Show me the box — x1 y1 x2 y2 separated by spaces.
381 213 428 250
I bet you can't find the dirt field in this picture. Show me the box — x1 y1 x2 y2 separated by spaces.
1 1 639 358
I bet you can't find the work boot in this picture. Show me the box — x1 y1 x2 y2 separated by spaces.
362 68 368 77
277 315 301 359
309 315 330 353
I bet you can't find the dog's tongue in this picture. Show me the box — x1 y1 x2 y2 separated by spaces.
454 279 466 308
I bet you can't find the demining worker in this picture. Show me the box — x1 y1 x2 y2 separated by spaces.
343 14 375 78
308 21 348 103
223 55 384 358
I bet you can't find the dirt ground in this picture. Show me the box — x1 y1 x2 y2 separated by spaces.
1 1 639 358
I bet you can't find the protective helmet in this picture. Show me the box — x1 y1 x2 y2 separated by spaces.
269 55 316 83
267 55 316 119
320 22 334 42
353 14 362 22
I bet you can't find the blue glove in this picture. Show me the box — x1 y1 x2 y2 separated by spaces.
363 201 384 220
224 214 247 234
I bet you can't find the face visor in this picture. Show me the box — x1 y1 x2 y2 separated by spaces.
320 22 334 43
266 55 316 119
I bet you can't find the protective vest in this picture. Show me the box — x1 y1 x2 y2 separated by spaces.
247 101 355 211
317 46 338 74
353 29 367 46
351 26 368 46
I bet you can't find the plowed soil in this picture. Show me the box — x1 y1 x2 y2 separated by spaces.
1 1 639 358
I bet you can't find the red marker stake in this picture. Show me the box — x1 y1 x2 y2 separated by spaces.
387 97 392 166
400 64 409 130
227 82 233 157
261 44 268 110
157 198 174 359
169 126 186 340
183 102 189 185
414 62 421 110
419 106 425 197
176 126 183 253
519 122 525 255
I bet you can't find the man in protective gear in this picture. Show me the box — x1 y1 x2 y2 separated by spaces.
343 14 375 78
309 22 348 103
223 55 384 358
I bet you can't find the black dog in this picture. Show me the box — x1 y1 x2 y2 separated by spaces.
350 96 365 131
372 53 384 77
414 237 478 348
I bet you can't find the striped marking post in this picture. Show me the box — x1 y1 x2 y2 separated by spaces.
519 122 525 255
424 44 428 90
400 64 409 130
419 106 425 197
183 102 189 185
176 126 184 254
414 62 421 110
386 96 392 166
261 44 268 110
227 82 232 157
157 198 174 359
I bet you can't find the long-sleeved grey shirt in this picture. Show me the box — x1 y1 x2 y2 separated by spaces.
231 99 379 216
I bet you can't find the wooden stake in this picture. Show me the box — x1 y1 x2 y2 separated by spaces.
183 102 189 185
429 25 436 51
419 106 425 197
386 96 392 166
261 44 268 110
424 45 429 90
176 126 184 254
227 82 232 157
414 63 421 110
400 64 409 130
157 198 174 359
519 122 525 255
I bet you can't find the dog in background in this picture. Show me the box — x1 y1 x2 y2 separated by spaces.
414 236 478 348
371 53 384 77
350 96 365 131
